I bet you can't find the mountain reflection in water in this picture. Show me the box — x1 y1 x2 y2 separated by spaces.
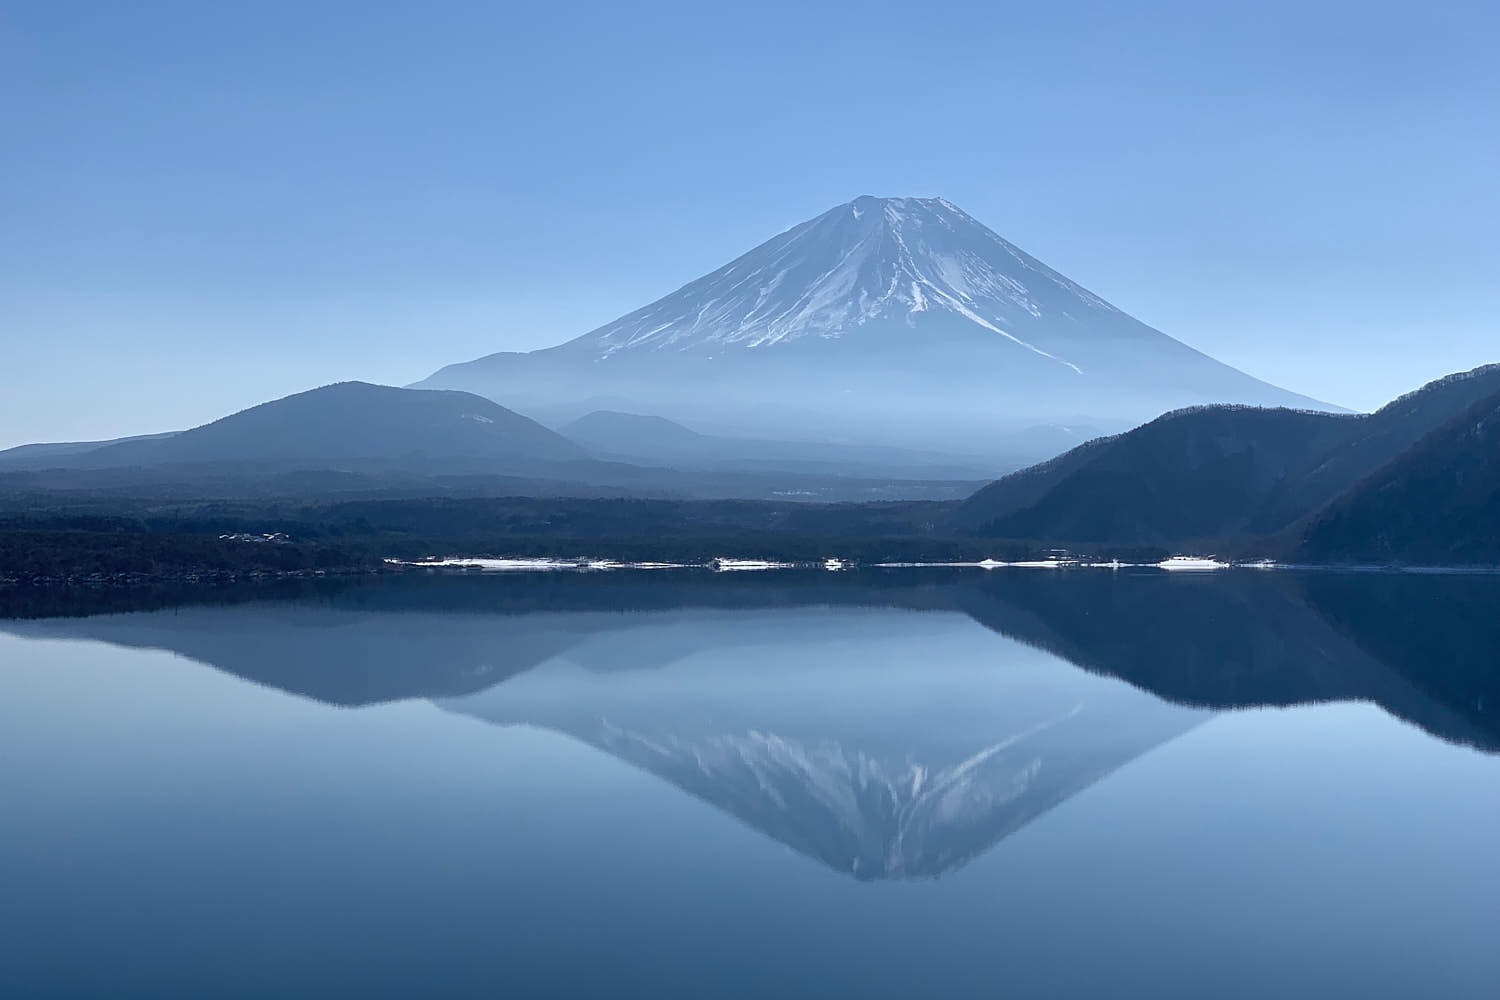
3 569 1495 881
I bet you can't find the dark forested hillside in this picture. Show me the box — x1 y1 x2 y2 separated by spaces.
1296 388 1500 565
951 406 1352 543
952 364 1500 552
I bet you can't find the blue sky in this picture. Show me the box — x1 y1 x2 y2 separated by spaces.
2 0 1496 447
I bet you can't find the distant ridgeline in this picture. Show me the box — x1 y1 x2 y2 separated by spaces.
0 361 1494 569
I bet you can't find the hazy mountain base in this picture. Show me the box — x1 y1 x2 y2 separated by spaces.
422 324 1319 453
555 408 1038 480
418 196 1334 451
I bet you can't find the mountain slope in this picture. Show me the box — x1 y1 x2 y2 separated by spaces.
1297 386 1500 565
951 364 1500 545
416 196 1334 450
14 382 587 473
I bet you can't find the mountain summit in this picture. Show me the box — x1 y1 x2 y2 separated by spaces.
417 196 1336 450
567 195 1105 369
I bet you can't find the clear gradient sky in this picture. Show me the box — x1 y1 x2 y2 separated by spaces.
2 0 1496 448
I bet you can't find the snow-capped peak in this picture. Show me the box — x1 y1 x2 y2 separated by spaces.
568 196 1122 374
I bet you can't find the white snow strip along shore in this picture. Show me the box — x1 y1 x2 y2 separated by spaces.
400 555 1262 573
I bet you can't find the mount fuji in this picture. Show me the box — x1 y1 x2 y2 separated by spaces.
416 196 1337 451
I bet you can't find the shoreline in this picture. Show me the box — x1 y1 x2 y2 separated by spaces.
4 557 1498 596
397 556 1500 576
0 565 400 591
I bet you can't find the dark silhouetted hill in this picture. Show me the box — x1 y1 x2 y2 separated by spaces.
66 382 587 471
1296 387 1500 565
952 364 1500 551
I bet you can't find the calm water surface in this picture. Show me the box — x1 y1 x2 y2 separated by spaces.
1 569 1496 998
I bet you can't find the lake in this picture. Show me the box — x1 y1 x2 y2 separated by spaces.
1 568 1496 998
